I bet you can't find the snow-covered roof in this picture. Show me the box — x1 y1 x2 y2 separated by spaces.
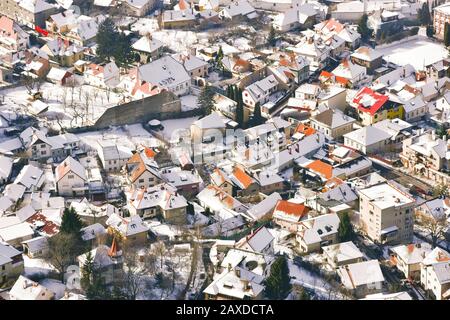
138 55 191 90
9 275 54 300
343 125 392 146
132 35 164 54
322 241 364 264
106 213 148 237
55 156 86 182
338 260 385 289
0 222 34 242
358 182 415 210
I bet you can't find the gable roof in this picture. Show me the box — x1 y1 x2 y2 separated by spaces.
55 156 86 182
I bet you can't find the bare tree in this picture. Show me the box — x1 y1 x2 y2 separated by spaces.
416 211 448 248
152 241 167 271
46 233 82 281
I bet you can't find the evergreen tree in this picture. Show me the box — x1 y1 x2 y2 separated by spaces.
81 251 95 291
198 85 215 115
216 46 224 68
60 207 83 236
96 18 133 68
338 212 355 242
267 25 277 46
226 85 233 98
357 14 372 42
419 3 432 26
445 23 450 46
251 103 265 126
264 256 292 300
96 18 117 62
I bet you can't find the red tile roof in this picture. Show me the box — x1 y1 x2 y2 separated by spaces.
306 160 333 180
352 87 389 115
274 200 309 217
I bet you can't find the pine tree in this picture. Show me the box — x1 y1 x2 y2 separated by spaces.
268 25 277 46
357 14 372 42
445 23 450 46
216 46 224 68
96 17 133 68
264 256 292 299
81 251 95 291
96 18 117 62
198 85 215 115
251 103 265 126
338 212 355 242
419 3 432 26
60 207 83 236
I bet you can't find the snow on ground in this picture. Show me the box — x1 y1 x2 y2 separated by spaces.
151 30 210 54
1 81 123 128
76 124 161 152
160 116 198 141
130 17 159 35
288 259 347 300
23 255 56 276
376 37 448 70
180 95 199 111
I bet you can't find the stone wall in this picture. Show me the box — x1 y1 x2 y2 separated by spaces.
93 91 183 129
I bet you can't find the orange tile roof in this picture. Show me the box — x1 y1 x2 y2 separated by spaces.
144 147 156 158
296 123 316 136
275 200 309 217
233 166 253 189
306 160 333 180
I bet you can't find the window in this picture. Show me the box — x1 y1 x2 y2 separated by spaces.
41 151 46 155
68 175 74 179
139 179 144 183
41 144 46 148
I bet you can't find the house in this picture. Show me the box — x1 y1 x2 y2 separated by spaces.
337 260 385 298
122 0 157 16
126 147 162 189
331 59 366 88
204 248 272 300
132 34 165 63
14 165 45 192
0 156 13 185
358 181 415 244
22 236 49 258
296 213 340 253
254 170 284 195
77 242 123 285
40 39 84 67
96 140 132 173
343 125 393 155
172 53 209 81
272 200 310 232
0 222 34 248
242 75 279 110
160 9 197 29
402 95 427 123
46 67 73 85
267 52 310 84
64 15 104 47
400 130 450 186
136 55 191 96
236 226 274 255
55 156 87 197
0 15 30 53
0 0 58 28
9 276 55 300
127 183 188 224
368 10 404 40
247 192 281 221
210 168 234 196
351 87 402 126
350 46 383 74
322 241 364 269
416 197 450 221
106 214 149 245
219 0 258 20
390 243 431 281
190 111 227 143
361 291 413 300
420 247 450 300
434 3 450 39
0 242 24 284
160 166 203 199
229 165 259 198
84 62 120 88
310 109 355 140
